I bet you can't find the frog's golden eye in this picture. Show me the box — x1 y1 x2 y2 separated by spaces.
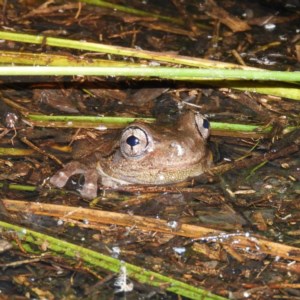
195 114 210 140
120 126 153 158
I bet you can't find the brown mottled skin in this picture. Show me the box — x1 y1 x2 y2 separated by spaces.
50 111 212 199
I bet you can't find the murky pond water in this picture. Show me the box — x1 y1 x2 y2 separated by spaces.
0 0 299 299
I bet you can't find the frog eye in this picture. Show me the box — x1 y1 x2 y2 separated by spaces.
195 114 210 140
120 126 153 158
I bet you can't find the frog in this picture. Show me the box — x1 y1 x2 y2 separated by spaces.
50 111 212 199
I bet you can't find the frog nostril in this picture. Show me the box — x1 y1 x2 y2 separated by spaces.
126 135 140 148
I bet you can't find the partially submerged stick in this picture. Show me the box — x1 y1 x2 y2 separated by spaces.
3 200 300 262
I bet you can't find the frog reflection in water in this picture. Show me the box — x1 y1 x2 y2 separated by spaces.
50 111 212 199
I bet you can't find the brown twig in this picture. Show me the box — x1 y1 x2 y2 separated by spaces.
20 137 63 166
3 199 300 262
206 143 299 177
205 0 251 32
